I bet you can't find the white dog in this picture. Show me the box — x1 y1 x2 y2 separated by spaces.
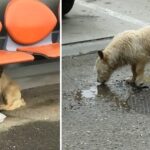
0 73 25 111
96 26 150 86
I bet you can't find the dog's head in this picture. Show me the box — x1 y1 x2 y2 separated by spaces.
96 50 112 84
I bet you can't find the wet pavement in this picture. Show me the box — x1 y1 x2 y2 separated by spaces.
62 53 150 150
0 84 60 150
62 0 150 149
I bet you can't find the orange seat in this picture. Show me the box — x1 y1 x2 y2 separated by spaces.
0 50 34 65
0 22 2 32
17 43 60 58
5 0 57 44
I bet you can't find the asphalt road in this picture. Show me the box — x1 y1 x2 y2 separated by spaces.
62 53 150 150
62 0 150 149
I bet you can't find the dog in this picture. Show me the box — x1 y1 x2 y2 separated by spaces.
0 72 25 111
96 26 150 86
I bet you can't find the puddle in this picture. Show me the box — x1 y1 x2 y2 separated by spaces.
72 86 97 107
82 86 97 98
97 83 131 110
73 83 130 109
97 82 150 114
73 81 150 114
74 86 97 101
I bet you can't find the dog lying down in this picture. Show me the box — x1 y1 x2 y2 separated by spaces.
96 26 150 87
0 73 25 111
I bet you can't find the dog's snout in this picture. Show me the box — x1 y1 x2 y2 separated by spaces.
101 81 106 85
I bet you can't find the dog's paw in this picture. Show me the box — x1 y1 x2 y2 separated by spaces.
125 77 135 84
135 81 149 88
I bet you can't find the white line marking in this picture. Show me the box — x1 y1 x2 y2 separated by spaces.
77 0 149 26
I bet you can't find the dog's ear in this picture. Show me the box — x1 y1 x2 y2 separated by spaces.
98 50 108 63
98 51 104 59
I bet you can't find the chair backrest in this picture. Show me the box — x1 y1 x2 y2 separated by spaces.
5 0 57 45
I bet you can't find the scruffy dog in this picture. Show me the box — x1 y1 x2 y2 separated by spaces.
96 26 150 86
0 73 25 111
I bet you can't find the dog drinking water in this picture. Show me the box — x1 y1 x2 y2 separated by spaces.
96 26 150 87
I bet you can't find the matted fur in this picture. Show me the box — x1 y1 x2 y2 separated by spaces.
0 73 25 111
96 26 150 86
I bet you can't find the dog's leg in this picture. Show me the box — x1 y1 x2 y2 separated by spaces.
0 98 26 111
0 84 26 111
135 63 145 86
126 64 137 84
0 104 14 111
4 91 26 111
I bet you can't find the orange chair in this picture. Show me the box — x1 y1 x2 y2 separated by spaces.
0 0 59 66
5 0 57 45
5 0 60 58
0 50 34 65
17 43 60 58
